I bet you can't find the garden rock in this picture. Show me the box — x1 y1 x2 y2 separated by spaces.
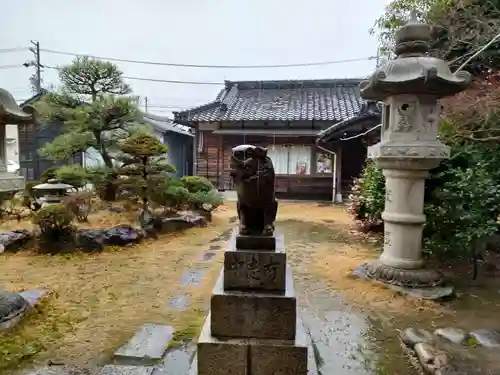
414 343 450 374
162 213 207 230
76 225 143 252
24 364 91 375
0 229 32 253
434 327 468 344
146 213 208 235
469 329 500 348
0 290 30 330
401 327 433 347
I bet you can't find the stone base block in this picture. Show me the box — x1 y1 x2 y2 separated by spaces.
194 313 313 375
211 266 296 340
197 313 248 375
223 243 286 292
235 233 278 251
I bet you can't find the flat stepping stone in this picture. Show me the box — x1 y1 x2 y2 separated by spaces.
169 295 189 310
469 329 500 348
114 324 175 365
435 327 468 344
99 365 154 375
179 269 205 286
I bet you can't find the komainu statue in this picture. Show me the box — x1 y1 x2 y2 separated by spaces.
230 144 278 236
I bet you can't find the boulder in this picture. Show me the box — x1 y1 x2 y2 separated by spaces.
142 213 207 235
24 364 91 375
414 343 450 374
0 229 33 253
469 329 500 348
0 290 30 330
161 213 207 231
434 327 468 344
400 327 433 347
76 225 143 252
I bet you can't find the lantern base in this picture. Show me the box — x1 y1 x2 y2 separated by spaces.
362 260 444 288
0 172 24 194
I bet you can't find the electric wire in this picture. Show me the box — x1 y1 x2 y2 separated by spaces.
40 47 376 69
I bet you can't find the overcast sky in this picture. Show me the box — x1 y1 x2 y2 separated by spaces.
1 0 388 117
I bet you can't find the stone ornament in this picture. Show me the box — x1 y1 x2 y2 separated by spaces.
0 87 38 331
230 144 278 236
356 11 471 291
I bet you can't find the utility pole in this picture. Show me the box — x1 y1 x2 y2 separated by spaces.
144 97 148 112
24 40 42 93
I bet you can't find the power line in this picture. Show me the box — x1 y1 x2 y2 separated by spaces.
0 64 24 70
44 65 224 85
40 47 376 69
0 47 29 53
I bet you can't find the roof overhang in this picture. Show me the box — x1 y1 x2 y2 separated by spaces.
212 129 319 136
317 111 381 144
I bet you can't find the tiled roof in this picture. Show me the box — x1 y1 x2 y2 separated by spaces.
174 79 367 125
139 111 193 137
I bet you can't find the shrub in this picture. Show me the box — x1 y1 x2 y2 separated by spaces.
347 160 385 231
63 192 92 222
22 180 42 212
32 204 75 253
423 143 500 258
350 143 500 259
32 204 75 234
40 166 59 182
188 190 223 212
54 164 90 189
181 176 214 193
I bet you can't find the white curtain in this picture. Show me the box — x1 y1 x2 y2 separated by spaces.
288 146 311 175
267 146 289 174
267 145 311 175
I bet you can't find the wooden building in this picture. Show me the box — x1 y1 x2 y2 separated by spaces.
140 112 194 178
174 79 381 201
18 90 83 181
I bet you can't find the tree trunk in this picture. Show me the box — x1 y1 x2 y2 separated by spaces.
103 180 116 201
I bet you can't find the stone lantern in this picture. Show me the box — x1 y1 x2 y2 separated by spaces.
357 12 471 291
0 88 36 331
33 178 73 206
0 88 34 193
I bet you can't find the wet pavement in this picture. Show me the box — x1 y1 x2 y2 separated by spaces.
162 221 418 375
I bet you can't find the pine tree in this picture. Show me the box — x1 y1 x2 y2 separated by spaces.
37 56 140 200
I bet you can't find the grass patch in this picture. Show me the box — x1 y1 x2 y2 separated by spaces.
0 208 231 374
0 295 79 373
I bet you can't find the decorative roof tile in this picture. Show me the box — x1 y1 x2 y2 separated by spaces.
174 79 368 125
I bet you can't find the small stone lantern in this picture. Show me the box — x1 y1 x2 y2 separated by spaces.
358 12 471 290
32 179 73 206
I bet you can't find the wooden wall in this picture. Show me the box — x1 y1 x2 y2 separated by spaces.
196 132 333 200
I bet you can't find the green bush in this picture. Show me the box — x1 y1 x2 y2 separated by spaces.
423 143 500 258
54 164 90 189
22 180 42 211
347 160 385 231
40 166 59 182
32 204 76 253
188 190 223 212
350 143 500 258
32 204 75 234
181 176 214 193
149 177 190 211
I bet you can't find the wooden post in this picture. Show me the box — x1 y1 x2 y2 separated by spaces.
335 145 343 203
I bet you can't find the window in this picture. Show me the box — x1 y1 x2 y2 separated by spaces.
316 152 333 174
267 145 311 175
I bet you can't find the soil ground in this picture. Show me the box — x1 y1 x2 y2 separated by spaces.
1 202 500 374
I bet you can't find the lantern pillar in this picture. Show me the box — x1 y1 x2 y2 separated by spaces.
357 12 471 289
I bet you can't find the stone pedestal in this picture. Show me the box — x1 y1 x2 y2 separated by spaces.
192 230 313 375
355 13 471 295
